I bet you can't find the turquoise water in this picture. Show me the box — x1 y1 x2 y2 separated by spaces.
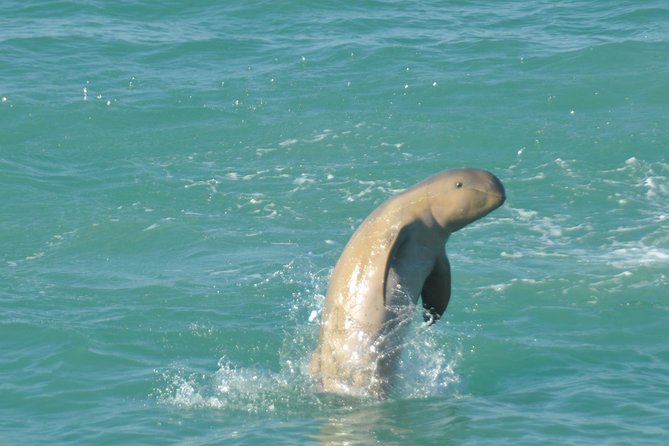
2 1 668 444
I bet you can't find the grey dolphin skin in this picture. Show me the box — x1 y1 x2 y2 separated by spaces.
310 168 505 398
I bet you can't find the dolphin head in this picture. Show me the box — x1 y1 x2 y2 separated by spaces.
425 168 505 233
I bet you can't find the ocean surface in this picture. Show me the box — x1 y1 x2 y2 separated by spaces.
2 1 668 444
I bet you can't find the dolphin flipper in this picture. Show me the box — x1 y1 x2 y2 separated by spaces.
421 253 451 324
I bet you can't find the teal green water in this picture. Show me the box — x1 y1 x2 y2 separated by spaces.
2 1 668 444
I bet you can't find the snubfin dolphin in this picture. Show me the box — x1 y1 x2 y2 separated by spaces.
310 168 505 397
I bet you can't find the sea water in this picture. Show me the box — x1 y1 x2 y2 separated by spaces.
1 1 668 444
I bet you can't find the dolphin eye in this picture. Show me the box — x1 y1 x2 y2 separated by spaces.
455 181 463 189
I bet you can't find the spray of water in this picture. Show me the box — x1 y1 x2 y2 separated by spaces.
153 256 462 413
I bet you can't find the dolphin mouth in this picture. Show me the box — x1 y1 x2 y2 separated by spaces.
471 187 506 202
491 191 506 201
475 175 506 204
